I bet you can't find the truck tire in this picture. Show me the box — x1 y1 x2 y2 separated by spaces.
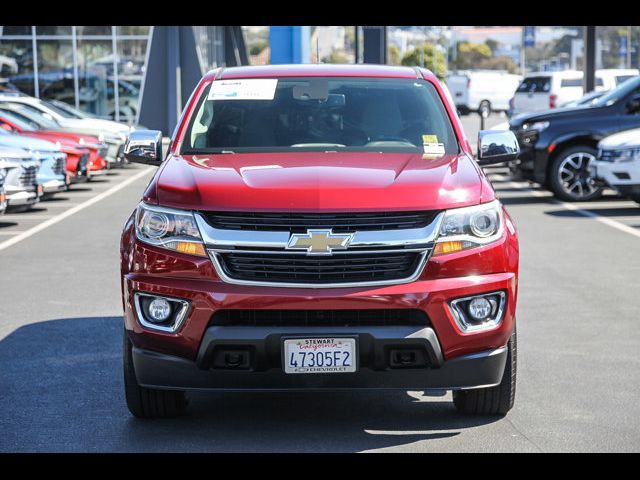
478 100 491 117
123 331 189 418
453 329 517 416
549 146 603 201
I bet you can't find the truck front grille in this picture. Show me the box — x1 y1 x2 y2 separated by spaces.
53 155 66 175
19 165 37 187
202 211 437 233
210 309 430 327
216 250 424 285
78 154 89 175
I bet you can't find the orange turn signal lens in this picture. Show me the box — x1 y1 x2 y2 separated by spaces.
433 241 465 256
174 241 206 257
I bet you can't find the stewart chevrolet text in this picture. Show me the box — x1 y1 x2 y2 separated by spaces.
120 65 520 418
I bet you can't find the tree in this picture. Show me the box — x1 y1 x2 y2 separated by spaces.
388 44 401 66
477 56 519 74
401 43 446 79
249 41 268 56
451 41 492 70
322 49 348 64
485 39 499 53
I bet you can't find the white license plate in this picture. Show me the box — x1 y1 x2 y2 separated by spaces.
283 337 356 374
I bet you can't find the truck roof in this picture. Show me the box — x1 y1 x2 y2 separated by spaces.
204 64 435 81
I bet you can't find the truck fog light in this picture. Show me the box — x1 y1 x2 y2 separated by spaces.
148 298 172 322
468 297 492 320
449 291 506 333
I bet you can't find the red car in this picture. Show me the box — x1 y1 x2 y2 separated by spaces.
0 109 108 182
120 65 521 418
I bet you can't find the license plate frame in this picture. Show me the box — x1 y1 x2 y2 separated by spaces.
282 336 358 374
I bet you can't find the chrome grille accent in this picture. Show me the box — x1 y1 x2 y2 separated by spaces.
19 165 37 187
193 210 444 288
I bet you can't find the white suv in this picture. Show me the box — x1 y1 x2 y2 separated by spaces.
511 70 584 116
592 128 640 204
512 69 640 116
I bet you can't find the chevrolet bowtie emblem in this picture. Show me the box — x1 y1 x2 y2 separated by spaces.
287 229 354 255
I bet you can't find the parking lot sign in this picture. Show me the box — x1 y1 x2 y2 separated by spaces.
523 26 535 48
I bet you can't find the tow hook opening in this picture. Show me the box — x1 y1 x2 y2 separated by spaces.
388 348 428 369
212 348 252 370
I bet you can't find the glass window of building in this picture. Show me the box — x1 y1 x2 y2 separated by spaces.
36 26 72 36
36 39 75 106
0 25 152 124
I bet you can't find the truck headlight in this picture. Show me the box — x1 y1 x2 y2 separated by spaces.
135 203 206 257
433 200 504 256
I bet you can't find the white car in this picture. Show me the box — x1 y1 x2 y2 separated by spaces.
0 94 132 165
592 128 640 204
0 147 41 210
446 70 522 116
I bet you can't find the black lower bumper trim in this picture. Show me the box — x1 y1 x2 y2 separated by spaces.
131 325 508 391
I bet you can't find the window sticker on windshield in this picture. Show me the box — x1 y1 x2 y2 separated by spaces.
423 143 446 155
209 79 278 101
422 134 445 155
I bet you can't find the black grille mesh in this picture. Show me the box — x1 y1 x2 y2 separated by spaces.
217 251 422 284
210 309 430 327
203 211 437 233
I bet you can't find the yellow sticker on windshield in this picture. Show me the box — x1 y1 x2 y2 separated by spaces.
422 134 438 144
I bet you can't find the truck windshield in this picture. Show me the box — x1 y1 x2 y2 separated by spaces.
182 77 458 154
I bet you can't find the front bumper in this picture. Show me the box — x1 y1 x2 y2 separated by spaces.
122 209 519 392
88 168 107 177
511 129 550 185
6 188 38 207
132 327 508 391
41 178 67 194
591 160 640 189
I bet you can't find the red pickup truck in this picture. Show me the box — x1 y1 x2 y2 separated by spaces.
120 65 520 418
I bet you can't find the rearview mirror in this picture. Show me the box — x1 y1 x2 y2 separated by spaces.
124 130 163 166
477 130 520 166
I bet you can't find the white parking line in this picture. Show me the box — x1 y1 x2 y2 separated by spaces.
0 231 26 236
491 174 640 240
1 215 54 220
37 202 83 208
0 167 154 252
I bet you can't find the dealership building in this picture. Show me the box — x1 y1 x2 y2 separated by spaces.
0 26 247 133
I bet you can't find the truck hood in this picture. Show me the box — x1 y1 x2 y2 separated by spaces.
57 118 130 134
0 133 59 153
153 151 486 212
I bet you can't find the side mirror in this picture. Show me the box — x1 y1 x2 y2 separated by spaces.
477 130 520 166
123 130 163 166
626 94 640 114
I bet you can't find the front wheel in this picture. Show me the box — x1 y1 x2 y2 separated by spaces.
123 331 189 418
453 329 517 416
549 146 603 201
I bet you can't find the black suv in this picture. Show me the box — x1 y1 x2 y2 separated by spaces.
509 76 640 201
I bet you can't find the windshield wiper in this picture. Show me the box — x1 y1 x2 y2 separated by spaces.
290 143 346 148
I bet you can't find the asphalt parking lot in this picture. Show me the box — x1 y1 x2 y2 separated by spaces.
1 128 640 452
